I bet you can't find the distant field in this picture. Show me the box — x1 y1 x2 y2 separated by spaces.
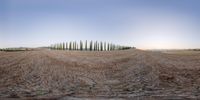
0 48 33 52
0 49 200 100
162 50 200 55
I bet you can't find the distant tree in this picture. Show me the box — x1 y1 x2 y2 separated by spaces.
111 43 114 50
89 41 91 51
69 42 72 50
80 40 83 51
74 42 76 50
75 41 77 50
100 42 103 51
93 41 95 51
73 42 75 50
104 42 106 51
113 44 115 50
61 43 63 50
107 43 110 51
59 43 61 50
95 41 97 51
110 44 112 51
57 43 59 50
96 41 98 51
63 42 65 50
97 42 100 51
66 42 68 50
85 40 87 51
76 43 79 50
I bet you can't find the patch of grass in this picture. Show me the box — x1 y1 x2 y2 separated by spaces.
35 89 49 96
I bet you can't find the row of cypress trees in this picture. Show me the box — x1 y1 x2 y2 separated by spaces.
50 40 132 51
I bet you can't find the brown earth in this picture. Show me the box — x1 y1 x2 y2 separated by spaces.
0 49 200 100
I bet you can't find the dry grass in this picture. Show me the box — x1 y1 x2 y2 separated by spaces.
163 50 200 55
0 49 200 100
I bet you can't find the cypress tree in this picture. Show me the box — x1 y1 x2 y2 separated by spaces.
89 41 91 51
94 41 96 51
76 41 78 50
74 42 76 50
96 41 98 51
110 43 111 51
60 43 62 50
76 43 78 50
81 41 83 50
50 44 52 50
71 42 73 50
111 43 113 51
80 40 83 51
74 42 75 50
75 41 77 50
104 42 106 51
97 42 99 51
85 40 87 51
107 43 110 51
96 42 98 51
66 42 68 50
100 42 103 51
59 43 61 50
69 42 71 50
112 44 114 50
57 43 59 50
63 42 65 50
75 41 76 50
72 42 74 50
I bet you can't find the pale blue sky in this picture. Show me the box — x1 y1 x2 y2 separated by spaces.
0 0 200 49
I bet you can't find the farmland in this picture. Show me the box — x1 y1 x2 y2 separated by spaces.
0 49 200 100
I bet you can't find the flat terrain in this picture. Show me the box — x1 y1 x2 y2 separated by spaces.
0 49 200 100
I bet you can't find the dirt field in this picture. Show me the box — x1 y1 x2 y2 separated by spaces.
0 49 200 100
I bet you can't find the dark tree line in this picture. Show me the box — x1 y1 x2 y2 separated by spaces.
50 40 133 51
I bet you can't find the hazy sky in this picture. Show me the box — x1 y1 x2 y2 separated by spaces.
0 0 200 49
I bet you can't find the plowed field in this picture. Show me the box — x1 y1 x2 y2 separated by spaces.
0 49 200 100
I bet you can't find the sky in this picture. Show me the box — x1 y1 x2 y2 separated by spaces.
0 0 200 49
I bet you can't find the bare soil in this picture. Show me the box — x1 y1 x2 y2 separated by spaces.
0 49 200 100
